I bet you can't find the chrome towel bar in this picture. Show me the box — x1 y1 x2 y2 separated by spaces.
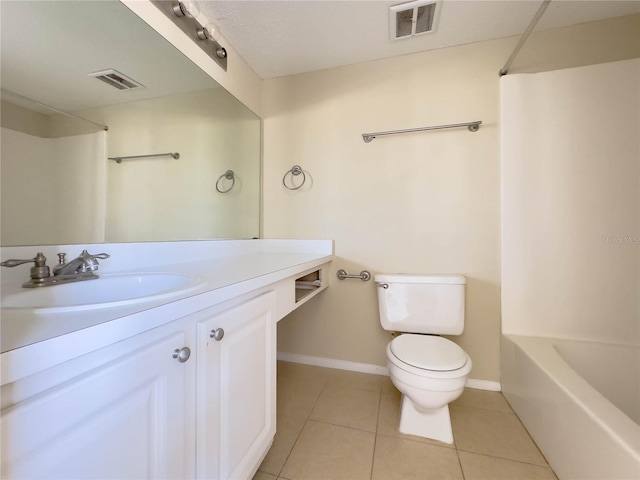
362 121 481 143
108 152 180 164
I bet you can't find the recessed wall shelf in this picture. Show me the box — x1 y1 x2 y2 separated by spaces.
295 269 323 303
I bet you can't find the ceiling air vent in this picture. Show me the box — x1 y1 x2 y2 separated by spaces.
89 69 144 90
390 0 439 41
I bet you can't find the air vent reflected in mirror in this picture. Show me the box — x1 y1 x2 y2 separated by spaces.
89 69 145 91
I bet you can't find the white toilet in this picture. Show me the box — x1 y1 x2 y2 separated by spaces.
375 273 472 444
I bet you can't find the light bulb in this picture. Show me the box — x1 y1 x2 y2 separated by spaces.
174 0 200 18
204 22 221 42
197 21 222 42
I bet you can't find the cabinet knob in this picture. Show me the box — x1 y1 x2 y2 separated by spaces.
172 347 191 363
209 328 225 341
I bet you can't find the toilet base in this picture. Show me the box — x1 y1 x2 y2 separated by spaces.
399 395 454 444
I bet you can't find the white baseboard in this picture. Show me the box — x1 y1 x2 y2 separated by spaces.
465 378 501 391
277 352 389 376
276 352 501 391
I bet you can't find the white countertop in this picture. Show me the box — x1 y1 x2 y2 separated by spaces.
1 239 333 384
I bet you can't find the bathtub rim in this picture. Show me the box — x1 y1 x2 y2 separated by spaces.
502 334 639 462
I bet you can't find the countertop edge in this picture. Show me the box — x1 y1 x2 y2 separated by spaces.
1 253 332 385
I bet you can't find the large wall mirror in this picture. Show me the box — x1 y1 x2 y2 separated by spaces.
0 1 261 247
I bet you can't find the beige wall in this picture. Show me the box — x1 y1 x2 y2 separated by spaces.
263 15 640 382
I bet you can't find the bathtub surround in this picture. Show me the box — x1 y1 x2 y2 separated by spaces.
263 14 640 385
502 336 639 480
500 59 640 479
501 59 639 344
0 129 106 246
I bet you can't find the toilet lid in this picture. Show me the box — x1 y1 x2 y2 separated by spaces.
390 335 467 371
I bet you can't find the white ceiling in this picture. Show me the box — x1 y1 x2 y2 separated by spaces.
2 1 638 113
199 0 640 79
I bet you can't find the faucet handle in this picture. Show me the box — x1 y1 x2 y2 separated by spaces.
87 252 110 260
0 252 51 282
1 252 47 268
78 250 110 273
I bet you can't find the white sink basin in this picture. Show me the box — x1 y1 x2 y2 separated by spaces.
2 273 205 313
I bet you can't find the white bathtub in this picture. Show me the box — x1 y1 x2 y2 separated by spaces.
501 335 640 480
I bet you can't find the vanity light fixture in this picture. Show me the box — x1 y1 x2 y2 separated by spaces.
197 22 221 42
150 0 228 70
197 22 227 59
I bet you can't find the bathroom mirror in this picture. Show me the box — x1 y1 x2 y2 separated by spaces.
0 1 261 247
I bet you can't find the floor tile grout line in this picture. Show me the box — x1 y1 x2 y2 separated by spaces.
305 417 378 434
455 444 467 480
271 420 305 479
455 446 552 468
452 403 516 415
273 366 557 479
271 374 330 478
455 397 554 469
511 406 555 467
369 390 384 480
452 403 518 416
375 431 456 450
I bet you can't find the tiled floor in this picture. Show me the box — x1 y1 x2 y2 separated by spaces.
253 361 557 480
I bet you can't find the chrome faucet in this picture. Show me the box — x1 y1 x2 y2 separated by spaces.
53 250 110 276
1 250 110 288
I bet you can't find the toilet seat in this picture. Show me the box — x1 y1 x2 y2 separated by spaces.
390 334 467 371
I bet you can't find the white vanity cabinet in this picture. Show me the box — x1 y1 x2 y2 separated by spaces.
0 318 196 480
1 291 279 480
196 291 277 480
0 240 332 480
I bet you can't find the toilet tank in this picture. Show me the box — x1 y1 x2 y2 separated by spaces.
375 274 466 335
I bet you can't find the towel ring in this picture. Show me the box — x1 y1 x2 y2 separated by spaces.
283 165 306 190
216 170 235 193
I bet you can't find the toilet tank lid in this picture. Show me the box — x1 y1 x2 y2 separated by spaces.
374 274 466 285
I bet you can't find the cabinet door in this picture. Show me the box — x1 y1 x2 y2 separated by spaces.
1 327 193 480
197 291 277 480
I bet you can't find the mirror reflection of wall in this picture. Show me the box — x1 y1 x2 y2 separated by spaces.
96 88 260 243
0 0 261 247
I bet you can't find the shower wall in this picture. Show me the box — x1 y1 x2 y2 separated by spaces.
501 59 640 345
